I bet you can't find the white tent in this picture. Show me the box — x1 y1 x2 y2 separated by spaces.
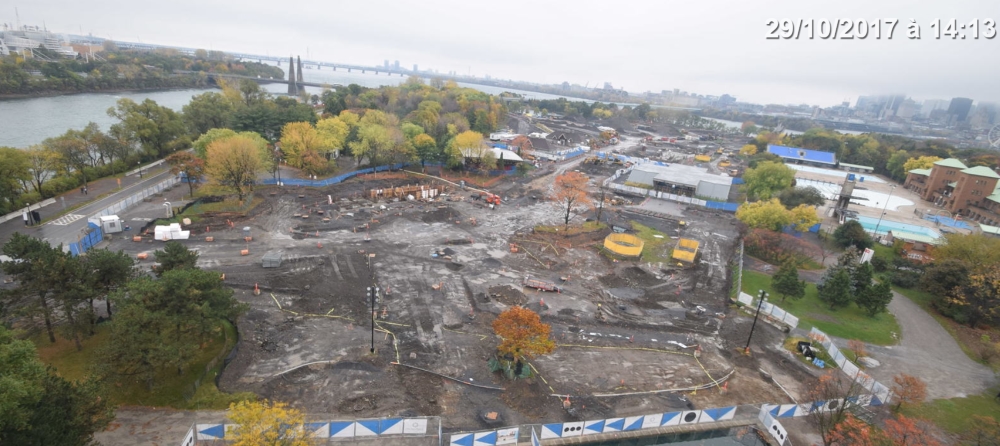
154 223 190 241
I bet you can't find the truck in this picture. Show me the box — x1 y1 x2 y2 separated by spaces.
522 276 561 292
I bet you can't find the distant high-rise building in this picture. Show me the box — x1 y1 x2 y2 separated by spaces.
896 99 919 119
394 60 399 69
948 97 974 122
384 60 389 69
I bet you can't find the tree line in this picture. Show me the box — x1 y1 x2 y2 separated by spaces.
0 238 246 443
0 45 282 96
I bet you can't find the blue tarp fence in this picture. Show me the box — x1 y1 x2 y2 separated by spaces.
731 177 745 185
69 222 104 256
705 201 739 212
260 164 407 187
923 215 973 230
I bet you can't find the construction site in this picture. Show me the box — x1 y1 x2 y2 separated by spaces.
102 136 816 438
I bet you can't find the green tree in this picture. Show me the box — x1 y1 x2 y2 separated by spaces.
23 145 61 195
742 161 796 200
946 264 1000 328
1 234 64 343
153 241 199 276
851 262 874 295
818 268 853 310
777 186 825 210
93 301 173 390
789 204 821 232
0 147 30 214
735 198 792 231
279 122 332 171
771 260 806 302
166 151 205 198
833 220 873 250
44 129 93 188
107 98 189 159
316 116 350 156
856 281 893 317
0 326 47 433
0 326 114 446
412 133 439 167
192 128 237 159
182 91 236 136
934 233 1000 272
82 248 136 319
885 150 910 181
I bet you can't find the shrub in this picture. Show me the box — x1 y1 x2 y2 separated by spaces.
889 270 920 288
871 256 888 273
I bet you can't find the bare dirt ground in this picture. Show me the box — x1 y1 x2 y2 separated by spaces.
102 141 817 437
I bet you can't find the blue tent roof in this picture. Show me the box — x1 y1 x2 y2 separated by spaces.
767 144 837 165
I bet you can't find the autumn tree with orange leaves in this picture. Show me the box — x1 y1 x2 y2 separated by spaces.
826 413 942 446
891 374 927 412
808 371 869 446
492 306 555 361
552 171 592 231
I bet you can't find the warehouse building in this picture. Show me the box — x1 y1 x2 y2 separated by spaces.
626 163 732 200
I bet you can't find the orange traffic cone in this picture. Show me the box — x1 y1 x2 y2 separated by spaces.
540 298 546 308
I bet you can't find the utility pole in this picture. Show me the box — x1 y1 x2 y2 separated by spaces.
744 290 768 355
367 286 379 353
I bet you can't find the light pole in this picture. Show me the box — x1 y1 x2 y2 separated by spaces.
873 185 896 242
367 286 379 353
138 161 143 179
744 290 768 355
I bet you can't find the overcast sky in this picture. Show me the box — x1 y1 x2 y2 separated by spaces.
8 0 1000 107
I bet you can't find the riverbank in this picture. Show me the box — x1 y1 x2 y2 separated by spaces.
0 84 213 101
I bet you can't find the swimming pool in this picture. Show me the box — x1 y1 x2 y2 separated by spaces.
788 165 886 183
852 215 941 238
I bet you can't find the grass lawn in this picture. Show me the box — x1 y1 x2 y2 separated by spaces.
741 270 900 345
901 388 1000 435
30 320 251 409
630 221 672 264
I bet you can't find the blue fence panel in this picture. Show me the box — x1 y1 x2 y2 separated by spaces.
705 201 738 212
259 164 408 188
731 177 745 185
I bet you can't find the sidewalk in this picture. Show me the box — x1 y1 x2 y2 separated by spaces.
0 164 170 247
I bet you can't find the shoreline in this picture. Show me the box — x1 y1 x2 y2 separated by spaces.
0 85 215 101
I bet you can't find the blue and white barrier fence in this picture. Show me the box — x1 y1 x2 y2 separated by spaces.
192 416 437 442
809 327 893 406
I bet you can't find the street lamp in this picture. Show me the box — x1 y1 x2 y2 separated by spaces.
367 286 379 353
744 290 769 355
873 185 896 242
138 161 143 179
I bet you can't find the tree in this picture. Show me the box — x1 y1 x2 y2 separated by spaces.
0 326 46 433
808 371 870 446
205 134 268 201
771 260 806 302
789 204 821 232
852 262 875 295
82 248 136 319
891 374 927 412
818 268 853 310
552 171 591 230
316 116 349 156
226 400 314 446
0 326 113 446
451 130 488 168
856 281 893 317
412 133 439 167
934 233 1000 272
44 130 92 187
736 199 791 231
166 151 205 197
902 156 943 173
826 413 881 446
182 91 236 136
23 145 60 194
492 306 555 360
742 161 796 200
883 415 941 446
348 122 394 167
192 128 238 159
107 98 188 159
961 415 1000 446
886 150 910 181
946 264 1000 328
1 234 64 343
153 241 199 276
777 186 826 209
94 301 173 390
739 144 757 156
833 220 873 250
0 147 30 214
279 122 333 171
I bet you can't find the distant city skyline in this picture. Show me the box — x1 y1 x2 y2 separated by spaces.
6 0 1000 108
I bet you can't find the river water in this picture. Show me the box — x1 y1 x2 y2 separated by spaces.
0 68 593 148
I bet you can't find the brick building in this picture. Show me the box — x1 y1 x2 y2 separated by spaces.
904 158 1000 224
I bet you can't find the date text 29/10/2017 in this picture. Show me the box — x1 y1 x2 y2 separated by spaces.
765 19 996 40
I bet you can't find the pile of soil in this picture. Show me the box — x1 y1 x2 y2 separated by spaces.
488 285 527 306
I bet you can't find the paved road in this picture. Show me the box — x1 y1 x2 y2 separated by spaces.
863 290 996 400
35 168 173 248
